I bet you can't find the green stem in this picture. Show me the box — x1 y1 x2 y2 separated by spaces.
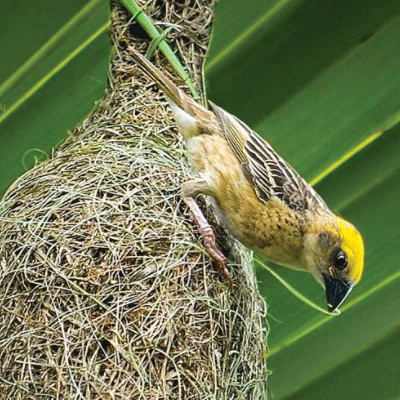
119 0 200 99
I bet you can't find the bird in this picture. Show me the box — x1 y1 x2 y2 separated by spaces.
131 48 364 312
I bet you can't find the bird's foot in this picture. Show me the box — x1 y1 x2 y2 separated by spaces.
184 197 233 288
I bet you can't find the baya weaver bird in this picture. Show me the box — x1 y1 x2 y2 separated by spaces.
132 49 364 312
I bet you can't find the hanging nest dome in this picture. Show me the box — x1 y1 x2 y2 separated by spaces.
0 1 268 398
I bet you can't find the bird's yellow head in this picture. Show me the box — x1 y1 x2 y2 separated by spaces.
303 215 364 312
336 218 364 284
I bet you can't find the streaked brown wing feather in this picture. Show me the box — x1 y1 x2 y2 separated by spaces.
209 101 248 163
210 102 328 212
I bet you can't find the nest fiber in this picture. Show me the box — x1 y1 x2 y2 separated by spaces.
0 1 268 398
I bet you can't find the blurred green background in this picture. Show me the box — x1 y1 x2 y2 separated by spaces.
1 0 400 398
0 0 110 195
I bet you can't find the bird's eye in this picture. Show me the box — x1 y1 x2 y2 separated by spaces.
333 250 348 270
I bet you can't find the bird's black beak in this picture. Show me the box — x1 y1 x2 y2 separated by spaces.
324 275 354 313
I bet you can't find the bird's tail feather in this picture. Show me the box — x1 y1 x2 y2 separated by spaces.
131 49 192 112
131 48 218 136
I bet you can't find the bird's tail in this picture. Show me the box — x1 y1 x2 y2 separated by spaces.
130 49 203 114
131 48 218 137
130 49 184 105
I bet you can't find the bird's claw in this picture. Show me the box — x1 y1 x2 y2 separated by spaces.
184 197 233 287
199 227 233 288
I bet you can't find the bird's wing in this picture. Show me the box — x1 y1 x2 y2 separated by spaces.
210 102 328 212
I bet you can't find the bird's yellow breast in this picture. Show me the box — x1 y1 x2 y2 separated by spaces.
186 134 305 267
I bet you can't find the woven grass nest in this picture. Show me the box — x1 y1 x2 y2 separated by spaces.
0 1 268 398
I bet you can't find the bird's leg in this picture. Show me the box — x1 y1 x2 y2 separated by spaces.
182 179 233 287
183 197 232 287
